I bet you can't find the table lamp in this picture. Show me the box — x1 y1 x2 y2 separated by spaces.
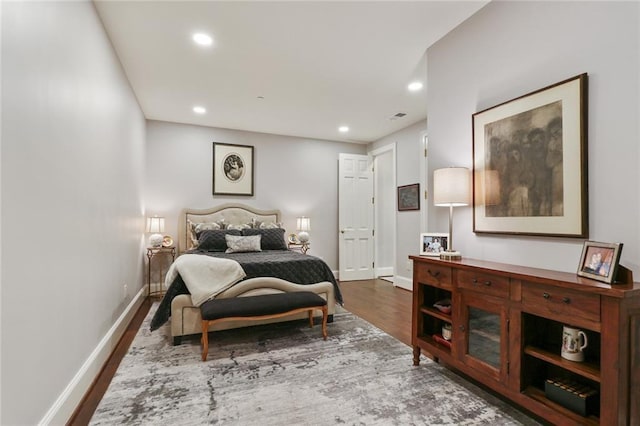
296 217 310 243
433 167 470 260
146 216 165 248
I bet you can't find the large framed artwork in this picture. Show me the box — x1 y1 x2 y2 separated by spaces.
212 142 254 196
472 73 588 237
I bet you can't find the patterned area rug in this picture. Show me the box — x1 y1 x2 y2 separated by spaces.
91 304 540 425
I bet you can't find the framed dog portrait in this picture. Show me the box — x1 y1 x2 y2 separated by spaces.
577 241 623 284
212 142 254 196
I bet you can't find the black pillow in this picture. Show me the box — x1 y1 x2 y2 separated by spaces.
242 228 287 250
198 229 241 251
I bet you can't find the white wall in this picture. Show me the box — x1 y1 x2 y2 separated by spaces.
1 2 146 424
369 119 427 288
426 1 640 275
145 120 366 270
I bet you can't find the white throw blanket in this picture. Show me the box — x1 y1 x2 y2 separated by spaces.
164 254 246 306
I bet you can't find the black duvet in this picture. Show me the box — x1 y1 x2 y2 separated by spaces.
150 249 342 331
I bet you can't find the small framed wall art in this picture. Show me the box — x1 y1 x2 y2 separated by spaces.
212 142 254 196
398 183 420 211
577 241 623 284
420 233 448 256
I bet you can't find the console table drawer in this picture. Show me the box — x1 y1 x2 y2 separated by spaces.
457 270 510 298
416 264 452 288
522 282 600 323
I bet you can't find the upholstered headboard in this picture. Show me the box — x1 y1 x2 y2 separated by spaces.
178 203 281 254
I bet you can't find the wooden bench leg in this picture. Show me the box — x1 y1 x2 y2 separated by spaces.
201 320 209 361
321 305 328 340
308 309 314 327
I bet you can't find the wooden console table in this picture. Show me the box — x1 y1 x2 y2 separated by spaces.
410 255 640 426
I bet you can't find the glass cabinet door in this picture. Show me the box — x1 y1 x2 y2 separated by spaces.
457 292 508 382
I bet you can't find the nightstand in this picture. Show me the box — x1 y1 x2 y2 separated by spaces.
146 246 176 297
288 242 310 254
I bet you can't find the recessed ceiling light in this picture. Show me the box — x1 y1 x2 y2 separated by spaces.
408 81 423 92
192 33 213 46
193 106 206 114
338 126 349 133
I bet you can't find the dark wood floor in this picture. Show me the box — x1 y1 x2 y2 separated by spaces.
67 279 410 425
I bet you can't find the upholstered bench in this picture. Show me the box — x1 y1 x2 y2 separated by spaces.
200 291 328 361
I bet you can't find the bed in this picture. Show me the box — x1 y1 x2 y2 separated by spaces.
150 203 342 344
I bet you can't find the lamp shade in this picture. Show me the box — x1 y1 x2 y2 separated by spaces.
146 216 165 234
433 167 471 207
296 217 310 231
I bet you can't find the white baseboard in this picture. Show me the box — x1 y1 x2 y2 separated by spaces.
375 267 394 278
393 275 412 291
39 287 146 425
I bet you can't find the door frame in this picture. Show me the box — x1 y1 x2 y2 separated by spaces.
370 143 397 282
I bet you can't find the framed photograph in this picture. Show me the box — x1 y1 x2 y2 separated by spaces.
577 241 623 284
420 233 449 256
472 74 588 237
398 183 420 211
212 142 254 196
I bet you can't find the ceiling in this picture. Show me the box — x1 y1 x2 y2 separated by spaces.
94 1 487 144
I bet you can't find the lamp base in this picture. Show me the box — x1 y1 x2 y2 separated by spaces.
297 231 309 243
149 233 163 248
440 250 462 260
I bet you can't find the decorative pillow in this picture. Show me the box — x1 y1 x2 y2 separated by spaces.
226 223 251 231
198 229 241 251
225 235 262 253
242 228 287 250
195 221 222 235
187 220 226 249
259 221 283 229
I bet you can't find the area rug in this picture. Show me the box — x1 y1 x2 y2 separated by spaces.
90 304 540 425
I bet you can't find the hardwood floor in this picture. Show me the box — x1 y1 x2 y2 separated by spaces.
66 279 411 425
67 298 153 426
339 279 413 346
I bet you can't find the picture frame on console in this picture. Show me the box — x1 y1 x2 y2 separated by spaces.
398 183 420 211
577 240 623 284
472 73 588 238
212 142 254 196
419 233 448 256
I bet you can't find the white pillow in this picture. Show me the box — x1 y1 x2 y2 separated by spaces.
225 234 262 253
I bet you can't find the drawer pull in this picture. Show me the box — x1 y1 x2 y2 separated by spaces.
543 292 550 299
484 281 492 286
427 269 441 278
459 325 466 331
563 297 571 304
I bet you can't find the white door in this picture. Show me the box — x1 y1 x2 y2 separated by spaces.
338 153 374 281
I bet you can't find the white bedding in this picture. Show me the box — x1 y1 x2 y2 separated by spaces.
164 254 246 306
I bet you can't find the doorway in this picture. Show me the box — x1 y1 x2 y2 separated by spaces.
371 144 396 283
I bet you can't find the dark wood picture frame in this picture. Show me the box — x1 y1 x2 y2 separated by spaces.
577 240 623 284
212 142 254 196
398 183 420 211
472 73 588 237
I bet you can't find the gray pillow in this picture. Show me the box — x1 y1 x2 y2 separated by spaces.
225 234 262 253
242 228 287 250
198 229 241 251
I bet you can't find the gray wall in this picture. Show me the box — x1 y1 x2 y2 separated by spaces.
426 1 640 274
145 120 366 270
1 1 147 424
